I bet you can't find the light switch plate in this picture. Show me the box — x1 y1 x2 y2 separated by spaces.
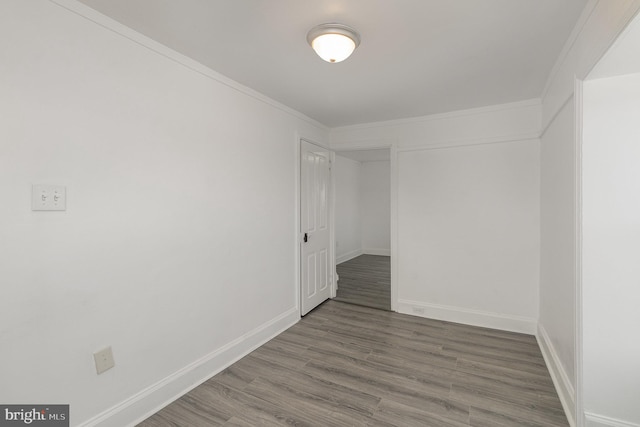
32 185 66 211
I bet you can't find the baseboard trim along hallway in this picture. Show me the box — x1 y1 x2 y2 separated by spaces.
537 323 576 427
397 299 537 335
584 412 640 427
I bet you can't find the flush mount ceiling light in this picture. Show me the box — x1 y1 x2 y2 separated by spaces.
307 23 361 63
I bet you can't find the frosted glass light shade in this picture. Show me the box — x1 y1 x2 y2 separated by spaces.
311 33 356 63
307 23 360 63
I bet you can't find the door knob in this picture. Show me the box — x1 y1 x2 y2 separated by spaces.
303 233 308 242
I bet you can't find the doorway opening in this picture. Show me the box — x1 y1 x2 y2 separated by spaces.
333 148 392 311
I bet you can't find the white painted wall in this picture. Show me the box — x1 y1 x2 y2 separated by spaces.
397 141 540 330
360 161 391 256
539 97 577 391
582 73 640 427
538 3 640 425
334 155 362 263
0 1 327 426
334 156 391 263
332 101 542 333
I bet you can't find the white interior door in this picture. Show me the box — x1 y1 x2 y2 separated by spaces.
300 140 332 316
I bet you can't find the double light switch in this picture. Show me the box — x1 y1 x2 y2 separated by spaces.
32 185 66 211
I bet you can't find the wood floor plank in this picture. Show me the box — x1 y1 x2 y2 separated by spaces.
303 358 471 424
468 405 552 427
249 343 310 369
451 383 568 426
243 373 380 423
373 399 470 427
202 380 319 427
455 358 558 395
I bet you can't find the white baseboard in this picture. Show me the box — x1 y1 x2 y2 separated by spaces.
336 248 391 264
79 308 300 427
537 323 576 427
585 413 640 427
363 248 391 256
397 299 537 334
336 249 363 264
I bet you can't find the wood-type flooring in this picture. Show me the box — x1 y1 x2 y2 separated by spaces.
138 300 568 426
335 255 391 311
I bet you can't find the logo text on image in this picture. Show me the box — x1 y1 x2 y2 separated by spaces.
0 405 69 426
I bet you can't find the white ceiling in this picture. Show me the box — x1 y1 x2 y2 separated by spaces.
77 0 587 128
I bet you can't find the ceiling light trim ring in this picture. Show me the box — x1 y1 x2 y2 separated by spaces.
306 23 361 49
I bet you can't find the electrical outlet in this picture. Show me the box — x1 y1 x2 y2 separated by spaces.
32 185 66 211
93 346 115 375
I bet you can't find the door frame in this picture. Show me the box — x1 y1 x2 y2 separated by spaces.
331 139 398 312
295 134 336 316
